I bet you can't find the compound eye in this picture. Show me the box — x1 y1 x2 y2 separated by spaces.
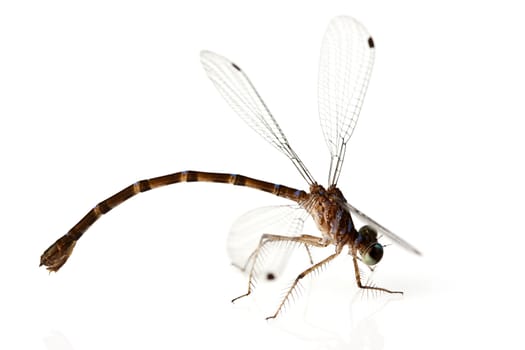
362 243 384 266
359 225 378 239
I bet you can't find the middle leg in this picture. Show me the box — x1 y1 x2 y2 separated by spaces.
232 234 327 303
265 245 343 320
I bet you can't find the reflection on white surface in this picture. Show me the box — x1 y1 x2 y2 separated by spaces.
234 254 401 350
43 331 74 350
272 294 392 350
39 286 394 350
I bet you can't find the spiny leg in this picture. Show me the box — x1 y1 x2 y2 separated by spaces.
232 234 327 303
351 252 403 295
266 246 342 320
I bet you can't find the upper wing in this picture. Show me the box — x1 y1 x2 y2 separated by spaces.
344 202 422 255
200 50 315 185
318 16 376 186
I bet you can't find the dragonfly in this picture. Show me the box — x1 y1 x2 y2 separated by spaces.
40 16 421 320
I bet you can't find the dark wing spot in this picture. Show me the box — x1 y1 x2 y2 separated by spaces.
231 63 241 71
368 37 375 48
266 272 276 281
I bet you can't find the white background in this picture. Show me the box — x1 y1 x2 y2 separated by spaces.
1 1 524 349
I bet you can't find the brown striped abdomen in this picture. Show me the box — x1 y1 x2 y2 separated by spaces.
40 170 307 272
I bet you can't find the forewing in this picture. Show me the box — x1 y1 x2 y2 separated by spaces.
227 205 310 280
318 16 375 186
201 50 315 184
344 202 422 255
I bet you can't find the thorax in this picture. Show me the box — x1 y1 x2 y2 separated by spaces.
306 184 355 244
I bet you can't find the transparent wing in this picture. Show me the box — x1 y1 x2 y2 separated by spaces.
318 16 376 186
201 50 315 185
344 202 422 255
227 205 311 280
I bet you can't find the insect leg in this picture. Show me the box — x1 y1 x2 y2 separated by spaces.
231 234 326 303
266 245 341 320
350 249 403 296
